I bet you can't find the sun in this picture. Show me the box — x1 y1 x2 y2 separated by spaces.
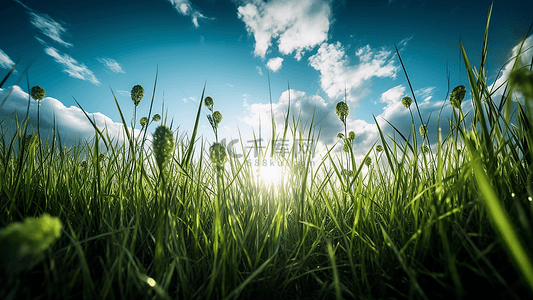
256 165 284 187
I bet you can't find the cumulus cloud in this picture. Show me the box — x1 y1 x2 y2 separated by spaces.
266 57 283 72
0 49 16 70
488 35 533 99
0 85 141 147
237 0 332 60
167 0 210 28
240 35 533 161
97 58 124 73
308 42 398 102
239 84 470 158
44 46 100 85
241 89 342 148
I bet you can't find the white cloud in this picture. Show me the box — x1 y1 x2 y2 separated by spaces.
29 11 72 48
238 86 468 159
241 89 342 146
181 96 196 103
416 87 435 102
0 49 15 70
116 90 130 97
44 46 100 85
308 42 398 102
240 35 533 162
167 0 210 28
15 1 72 48
380 85 405 106
97 58 124 73
398 34 414 51
237 0 332 60
266 57 283 72
489 35 533 98
0 85 141 147
242 93 251 107
256 66 263 76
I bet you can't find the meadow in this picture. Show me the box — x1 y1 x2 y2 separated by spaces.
1 7 533 299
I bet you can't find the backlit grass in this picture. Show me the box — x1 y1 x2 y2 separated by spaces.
1 6 533 299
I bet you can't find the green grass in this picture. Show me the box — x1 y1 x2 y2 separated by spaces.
1 7 533 299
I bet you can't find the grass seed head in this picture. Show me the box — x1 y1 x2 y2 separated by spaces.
364 156 372 166
152 114 161 122
204 96 214 111
376 144 383 152
212 111 223 125
335 101 349 122
337 132 344 139
342 142 350 153
420 145 429 154
419 125 428 137
30 86 45 101
449 85 466 109
341 169 353 177
348 131 355 141
209 142 227 170
0 213 62 274
140 117 149 128
131 85 144 106
153 125 174 170
509 68 533 100
401 96 412 108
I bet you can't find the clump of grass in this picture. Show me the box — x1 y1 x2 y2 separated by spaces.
0 4 533 300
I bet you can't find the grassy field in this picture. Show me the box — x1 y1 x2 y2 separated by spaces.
1 7 533 299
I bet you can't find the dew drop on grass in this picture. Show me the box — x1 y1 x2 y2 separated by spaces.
147 277 156 287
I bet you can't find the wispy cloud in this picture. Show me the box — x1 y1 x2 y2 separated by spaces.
416 86 435 102
256 66 263 76
167 0 210 28
44 46 100 85
29 11 72 47
97 58 124 73
16 1 99 85
308 42 398 102
266 57 283 72
181 96 196 103
237 0 332 60
15 0 72 48
0 49 15 70
380 85 406 106
116 90 130 97
398 34 414 52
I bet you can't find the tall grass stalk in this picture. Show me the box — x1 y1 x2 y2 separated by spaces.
1 7 533 300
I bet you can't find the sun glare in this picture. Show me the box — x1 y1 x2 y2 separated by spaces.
256 165 284 187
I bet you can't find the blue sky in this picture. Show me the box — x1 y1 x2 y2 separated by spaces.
1 0 532 160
